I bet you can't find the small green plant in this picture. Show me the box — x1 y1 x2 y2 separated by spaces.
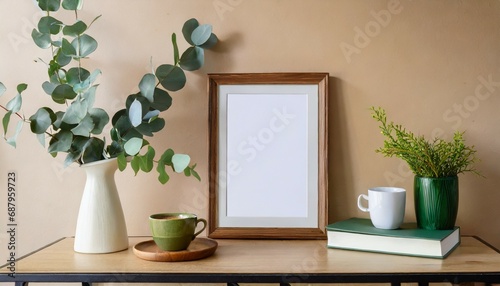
0 0 219 184
370 106 480 178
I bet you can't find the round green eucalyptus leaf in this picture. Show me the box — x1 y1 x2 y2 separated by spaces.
156 64 186 91
81 137 105 163
66 67 90 85
191 24 212 46
2 110 13 136
52 83 77 102
49 72 61 85
151 88 172 111
122 128 143 141
148 117 165 133
53 111 77 130
110 127 119 142
159 148 174 165
143 110 160 121
62 0 83 10
129 99 143 128
63 20 87 37
75 73 100 102
113 113 133 138
51 40 62 48
182 18 199 46
87 69 102 85
5 121 23 148
71 34 97 58
172 154 191 173
62 100 88 124
126 93 151 116
55 48 72 66
16 83 28 93
180 46 204 71
37 0 61 12
139 73 156 102
48 130 73 153
111 109 127 126
29 107 56 134
199 33 218 49
124 137 143 156
81 85 97 110
64 151 80 167
38 16 63 35
42 81 57 96
70 135 89 152
72 78 91 93
89 108 109 135
71 114 94 136
5 94 22 113
135 123 153 137
31 29 51 49
125 93 139 108
61 38 77 57
107 141 123 158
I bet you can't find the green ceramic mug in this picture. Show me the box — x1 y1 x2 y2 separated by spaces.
149 213 207 251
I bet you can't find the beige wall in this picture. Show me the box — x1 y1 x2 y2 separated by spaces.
1 0 500 266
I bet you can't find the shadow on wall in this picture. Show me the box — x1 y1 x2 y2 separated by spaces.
204 31 244 72
327 77 356 224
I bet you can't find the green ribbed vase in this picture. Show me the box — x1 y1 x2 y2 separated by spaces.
414 176 459 230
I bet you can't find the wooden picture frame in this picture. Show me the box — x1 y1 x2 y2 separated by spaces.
208 73 329 239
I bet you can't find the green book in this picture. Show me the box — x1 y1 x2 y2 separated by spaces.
326 218 460 259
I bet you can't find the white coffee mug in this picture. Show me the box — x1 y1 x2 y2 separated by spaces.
357 187 406 229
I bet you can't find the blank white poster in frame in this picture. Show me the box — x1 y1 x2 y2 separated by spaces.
208 73 328 239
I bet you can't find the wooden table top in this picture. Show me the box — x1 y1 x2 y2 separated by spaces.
2 236 500 275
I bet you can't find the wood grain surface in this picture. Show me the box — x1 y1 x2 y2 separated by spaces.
2 236 499 275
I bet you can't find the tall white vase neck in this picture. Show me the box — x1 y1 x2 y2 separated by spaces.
74 158 129 253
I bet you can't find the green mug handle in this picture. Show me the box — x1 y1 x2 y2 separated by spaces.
192 218 207 240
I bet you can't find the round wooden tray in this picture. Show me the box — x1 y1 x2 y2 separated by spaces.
133 238 218 262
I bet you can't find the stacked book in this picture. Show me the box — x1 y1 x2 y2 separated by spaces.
326 218 460 259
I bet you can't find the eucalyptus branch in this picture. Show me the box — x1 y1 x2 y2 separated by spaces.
0 0 217 185
0 104 23 120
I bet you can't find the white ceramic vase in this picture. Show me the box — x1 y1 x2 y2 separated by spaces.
74 158 129 253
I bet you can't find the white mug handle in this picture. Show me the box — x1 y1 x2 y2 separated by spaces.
357 194 369 212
